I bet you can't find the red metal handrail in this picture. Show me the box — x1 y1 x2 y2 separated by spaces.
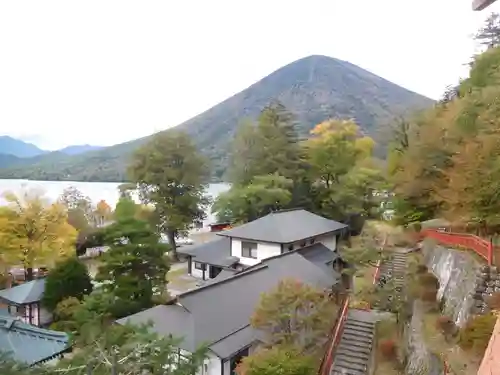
318 296 350 375
421 229 493 265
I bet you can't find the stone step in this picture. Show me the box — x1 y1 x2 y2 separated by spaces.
346 319 375 328
344 323 374 333
339 331 374 344
331 370 366 375
335 348 371 361
337 342 372 355
333 358 368 373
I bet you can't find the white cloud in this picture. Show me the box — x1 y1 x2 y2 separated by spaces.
0 0 496 150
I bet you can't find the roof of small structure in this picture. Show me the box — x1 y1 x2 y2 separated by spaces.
0 278 46 305
0 315 70 365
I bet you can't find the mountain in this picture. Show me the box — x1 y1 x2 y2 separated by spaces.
0 136 47 158
58 145 103 155
0 55 433 182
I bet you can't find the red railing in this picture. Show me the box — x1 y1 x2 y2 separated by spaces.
421 229 493 265
318 296 350 375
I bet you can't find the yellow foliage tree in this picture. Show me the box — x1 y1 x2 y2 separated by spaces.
94 199 112 226
305 119 375 188
1 189 77 280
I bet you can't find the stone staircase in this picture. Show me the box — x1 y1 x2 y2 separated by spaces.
330 309 376 375
374 249 407 310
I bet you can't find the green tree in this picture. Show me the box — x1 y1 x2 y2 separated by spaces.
42 257 93 311
475 12 500 48
128 131 210 260
56 324 208 375
58 186 93 232
251 278 335 355
237 347 315 375
228 102 301 185
96 218 170 318
212 174 293 223
114 195 139 221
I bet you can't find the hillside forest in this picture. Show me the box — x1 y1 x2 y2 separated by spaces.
390 14 500 232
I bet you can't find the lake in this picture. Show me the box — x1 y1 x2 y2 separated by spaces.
0 179 230 226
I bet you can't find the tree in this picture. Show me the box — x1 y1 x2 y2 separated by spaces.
128 131 210 260
42 257 93 311
56 324 208 375
305 119 374 188
237 347 315 375
251 278 335 354
303 119 382 221
1 189 77 280
95 218 170 318
212 174 293 223
228 102 301 185
94 199 112 226
475 12 500 48
114 195 139 221
58 186 93 231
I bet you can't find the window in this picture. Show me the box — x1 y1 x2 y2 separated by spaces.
194 262 206 270
300 241 306 247
288 244 294 251
241 241 258 258
309 238 315 245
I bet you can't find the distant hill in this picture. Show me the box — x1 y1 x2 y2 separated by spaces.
58 144 103 155
0 136 47 158
0 55 433 182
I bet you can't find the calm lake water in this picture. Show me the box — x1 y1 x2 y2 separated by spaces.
0 179 230 225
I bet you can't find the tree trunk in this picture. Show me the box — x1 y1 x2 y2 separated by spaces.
25 267 34 281
167 230 179 262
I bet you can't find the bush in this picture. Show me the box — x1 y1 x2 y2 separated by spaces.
379 339 397 360
459 313 496 353
436 315 457 336
42 257 93 311
419 272 440 289
416 264 428 274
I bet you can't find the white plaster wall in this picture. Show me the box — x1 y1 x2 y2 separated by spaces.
317 233 337 251
203 352 222 375
39 307 52 326
231 238 281 266
191 262 206 279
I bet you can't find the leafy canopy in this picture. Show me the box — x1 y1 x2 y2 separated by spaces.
128 131 210 259
95 217 170 318
42 257 93 311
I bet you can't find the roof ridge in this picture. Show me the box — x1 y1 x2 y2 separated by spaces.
0 316 68 341
174 264 269 299
209 324 251 346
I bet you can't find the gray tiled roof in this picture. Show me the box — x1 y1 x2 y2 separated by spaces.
177 237 234 267
117 243 340 359
217 209 348 243
0 278 46 305
0 315 70 365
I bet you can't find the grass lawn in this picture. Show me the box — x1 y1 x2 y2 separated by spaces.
166 267 186 281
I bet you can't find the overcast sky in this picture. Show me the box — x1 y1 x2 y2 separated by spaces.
0 1 496 150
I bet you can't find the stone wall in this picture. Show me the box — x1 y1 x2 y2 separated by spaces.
404 300 444 375
423 243 481 327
